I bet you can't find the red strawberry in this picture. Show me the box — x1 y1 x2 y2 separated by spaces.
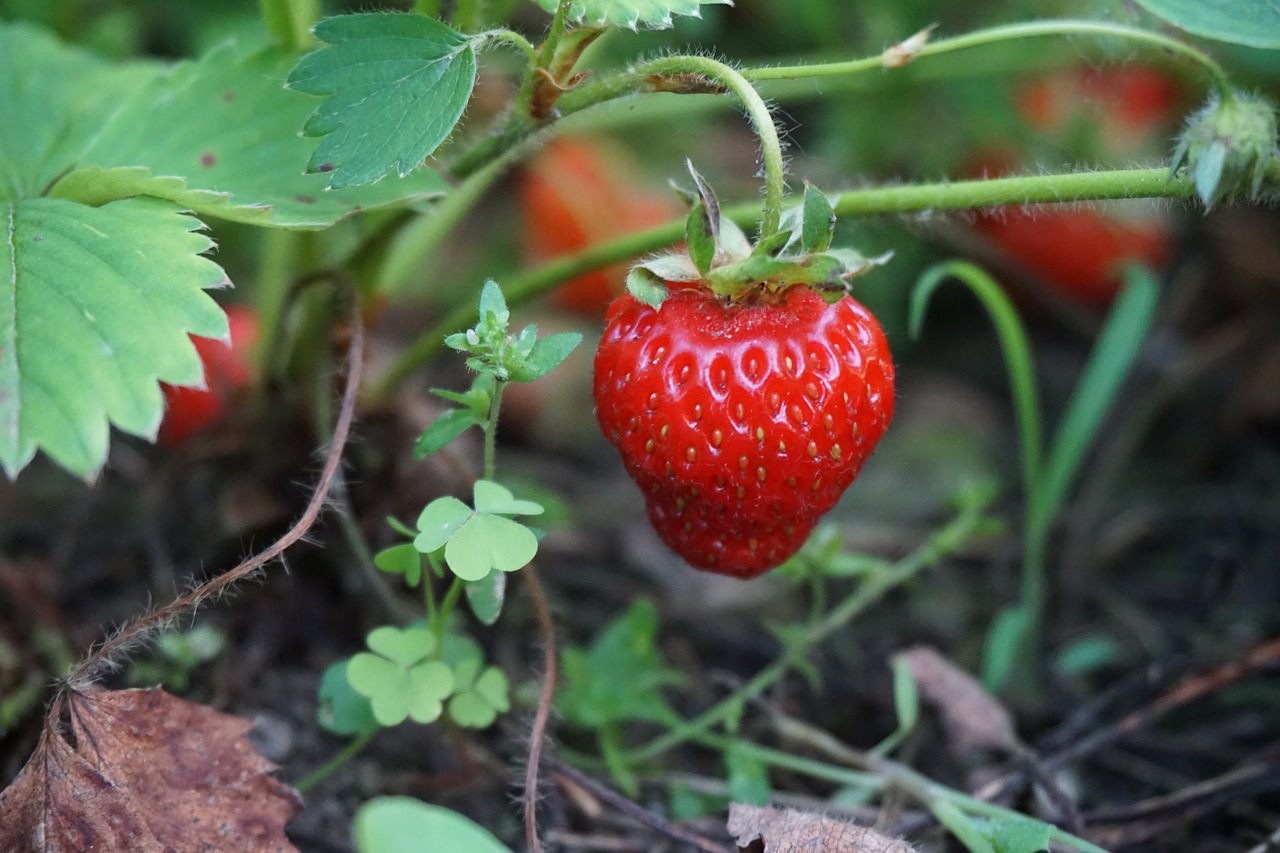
976 205 1170 305
593 284 894 578
159 305 258 446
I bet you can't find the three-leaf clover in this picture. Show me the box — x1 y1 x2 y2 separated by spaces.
414 480 543 582
441 634 510 729
347 626 454 727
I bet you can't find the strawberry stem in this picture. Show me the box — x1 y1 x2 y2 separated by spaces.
743 19 1235 100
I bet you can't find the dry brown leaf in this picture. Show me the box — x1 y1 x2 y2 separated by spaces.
728 804 916 853
0 686 301 852
896 645 1019 755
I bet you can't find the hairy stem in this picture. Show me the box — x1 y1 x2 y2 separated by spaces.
743 19 1233 97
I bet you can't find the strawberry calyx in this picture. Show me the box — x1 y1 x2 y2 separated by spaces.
626 167 889 308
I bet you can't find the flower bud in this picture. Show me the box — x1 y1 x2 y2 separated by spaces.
1172 90 1278 208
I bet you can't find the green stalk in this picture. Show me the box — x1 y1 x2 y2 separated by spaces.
742 19 1233 97
512 0 575 118
366 166 1204 403
258 0 318 52
295 730 377 792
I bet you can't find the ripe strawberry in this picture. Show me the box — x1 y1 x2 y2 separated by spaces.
159 305 258 446
976 205 1170 305
520 136 679 315
594 284 894 578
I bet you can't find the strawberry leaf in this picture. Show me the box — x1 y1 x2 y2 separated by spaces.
1132 0 1280 48
54 40 447 228
0 198 227 479
534 0 733 30
287 13 477 189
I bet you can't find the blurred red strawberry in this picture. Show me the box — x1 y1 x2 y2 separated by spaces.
159 305 258 446
975 205 1170 305
1016 64 1182 155
519 136 679 315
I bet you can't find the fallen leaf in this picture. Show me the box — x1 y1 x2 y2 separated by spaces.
0 686 301 852
895 645 1020 755
728 803 916 852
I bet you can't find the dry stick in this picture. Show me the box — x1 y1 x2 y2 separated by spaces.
66 305 365 690
523 563 557 853
547 757 734 853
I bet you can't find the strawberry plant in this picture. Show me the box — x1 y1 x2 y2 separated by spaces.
2 0 1280 852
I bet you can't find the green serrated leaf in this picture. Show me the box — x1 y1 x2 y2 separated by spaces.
801 183 836 252
536 0 732 29
317 660 381 736
354 798 514 853
414 496 474 553
0 22 159 201
374 543 424 587
1132 0 1280 48
414 408 481 458
0 198 227 479
557 601 683 729
57 41 447 228
444 515 538 581
287 13 476 189
473 480 544 517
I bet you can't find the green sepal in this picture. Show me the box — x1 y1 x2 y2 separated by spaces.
801 183 836 253
626 267 672 309
685 200 717 276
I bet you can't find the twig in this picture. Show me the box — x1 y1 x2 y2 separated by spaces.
524 564 557 853
65 301 365 689
547 757 735 853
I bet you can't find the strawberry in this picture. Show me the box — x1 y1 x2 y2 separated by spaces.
520 136 679 315
594 284 894 578
975 205 1170 305
159 304 258 446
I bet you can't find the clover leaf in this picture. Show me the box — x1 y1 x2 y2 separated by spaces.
374 543 424 587
446 654 510 729
317 659 380 736
347 626 455 726
413 481 543 582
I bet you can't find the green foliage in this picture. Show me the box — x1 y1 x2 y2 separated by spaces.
287 13 477 189
353 797 514 853
1171 91 1277 209
127 626 226 692
535 0 732 30
558 601 683 729
0 22 447 477
724 742 771 805
55 39 448 228
0 199 227 479
464 571 507 626
800 183 836 253
776 523 893 580
414 480 543 582
347 626 455 726
374 543 425 587
441 633 510 728
444 281 583 383
1133 0 1280 49
317 660 380 736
